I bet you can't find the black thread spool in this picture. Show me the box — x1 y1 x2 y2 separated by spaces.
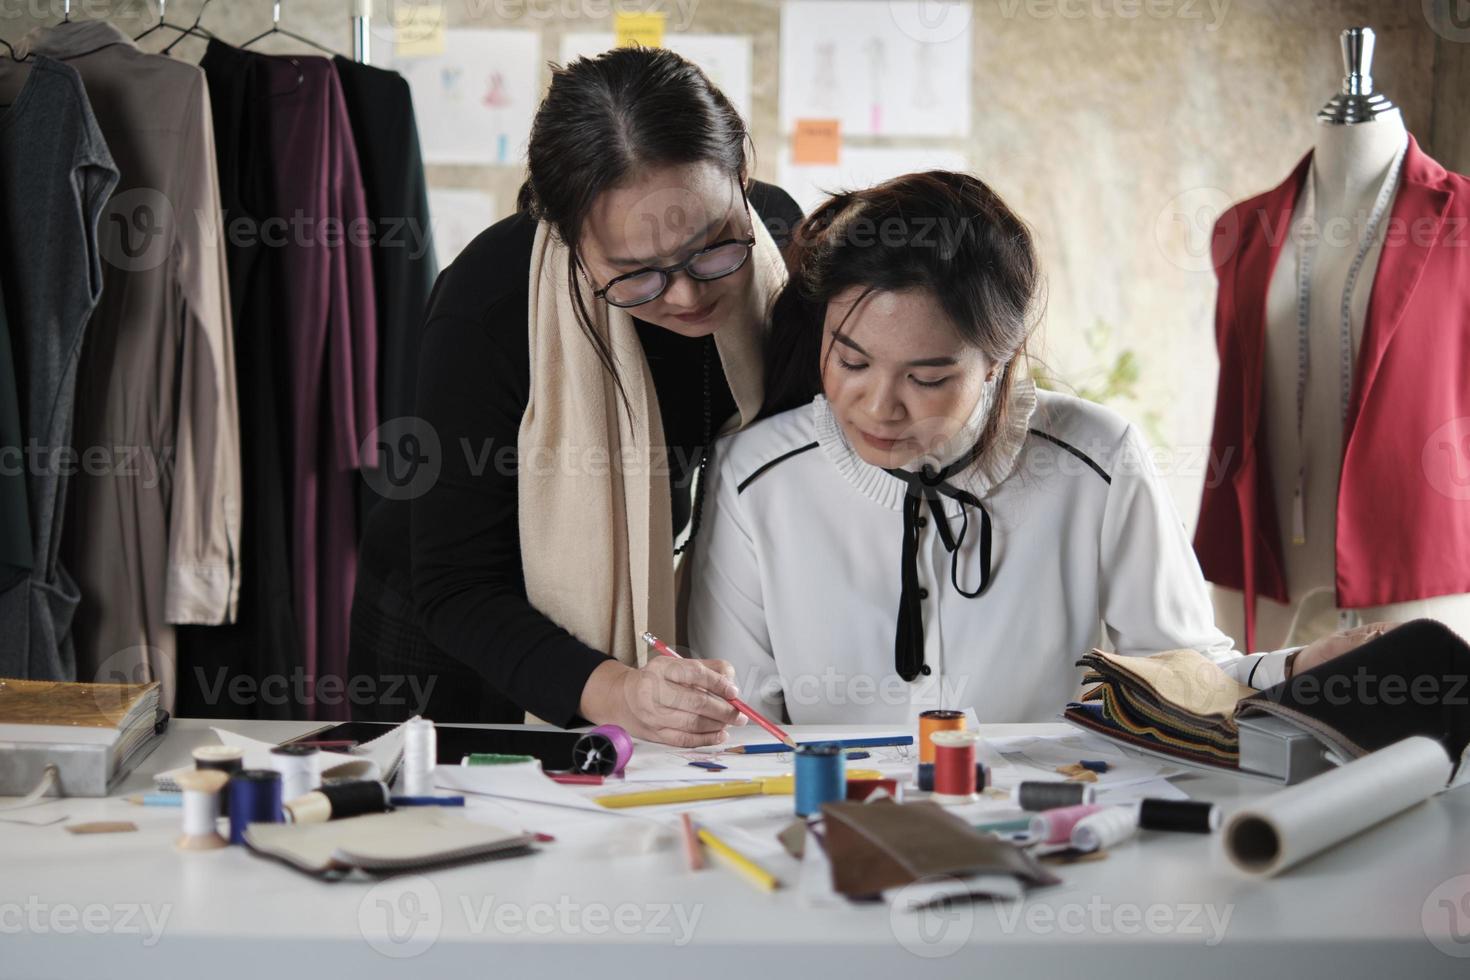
1138 798 1219 834
1015 781 1094 811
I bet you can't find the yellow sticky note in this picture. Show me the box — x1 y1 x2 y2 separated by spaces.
615 12 665 48
394 2 446 58
792 119 841 165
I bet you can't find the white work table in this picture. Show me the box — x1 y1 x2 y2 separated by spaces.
3 719 1467 978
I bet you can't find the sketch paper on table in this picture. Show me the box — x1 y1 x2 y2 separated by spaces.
461 794 669 856
983 731 1184 790
778 146 970 213
559 33 752 123
389 29 539 165
779 1 971 137
428 188 497 264
620 739 917 782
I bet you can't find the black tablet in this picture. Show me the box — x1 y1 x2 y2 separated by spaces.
284 722 583 770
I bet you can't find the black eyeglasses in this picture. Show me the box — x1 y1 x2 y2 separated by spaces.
593 233 756 309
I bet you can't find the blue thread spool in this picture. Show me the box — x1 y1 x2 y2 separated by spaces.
228 769 283 845
794 743 844 817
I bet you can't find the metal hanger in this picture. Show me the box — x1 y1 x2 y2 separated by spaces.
136 0 216 47
162 0 219 54
241 0 334 55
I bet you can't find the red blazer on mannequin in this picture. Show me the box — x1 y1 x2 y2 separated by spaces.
1194 134 1470 650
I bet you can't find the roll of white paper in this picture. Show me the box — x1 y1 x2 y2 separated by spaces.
1223 736 1451 876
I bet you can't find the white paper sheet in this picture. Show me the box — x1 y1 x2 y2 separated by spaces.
779 1 972 137
559 33 753 123
153 723 405 791
389 29 540 165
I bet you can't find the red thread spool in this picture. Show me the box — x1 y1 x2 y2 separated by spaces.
929 731 980 803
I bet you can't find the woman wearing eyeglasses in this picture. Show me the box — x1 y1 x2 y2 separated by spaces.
350 48 800 744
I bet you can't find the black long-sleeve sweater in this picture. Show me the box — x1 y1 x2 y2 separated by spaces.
357 182 802 725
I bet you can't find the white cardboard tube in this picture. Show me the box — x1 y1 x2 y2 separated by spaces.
1223 736 1451 876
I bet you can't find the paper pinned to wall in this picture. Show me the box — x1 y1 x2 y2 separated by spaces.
614 12 666 48
390 29 541 166
778 146 970 213
427 189 498 265
392 1 445 58
560 32 753 124
780 1 972 137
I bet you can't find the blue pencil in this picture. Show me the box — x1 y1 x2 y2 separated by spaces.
729 736 914 755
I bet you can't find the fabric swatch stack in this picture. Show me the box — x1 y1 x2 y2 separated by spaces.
1064 648 1252 768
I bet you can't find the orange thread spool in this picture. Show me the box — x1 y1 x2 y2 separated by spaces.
918 709 966 764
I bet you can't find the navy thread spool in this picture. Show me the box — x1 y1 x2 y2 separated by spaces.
1138 798 1219 834
794 743 844 817
917 762 935 792
1014 781 1095 812
228 769 283 845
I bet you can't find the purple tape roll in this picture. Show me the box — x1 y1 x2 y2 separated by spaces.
574 724 634 776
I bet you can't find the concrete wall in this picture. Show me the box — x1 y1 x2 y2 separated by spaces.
3 0 1464 520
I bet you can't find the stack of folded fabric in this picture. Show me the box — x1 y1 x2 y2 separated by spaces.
1064 649 1252 768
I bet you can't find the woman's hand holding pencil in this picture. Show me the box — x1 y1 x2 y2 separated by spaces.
578 639 749 748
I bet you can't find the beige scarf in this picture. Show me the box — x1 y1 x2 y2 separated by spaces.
519 210 786 671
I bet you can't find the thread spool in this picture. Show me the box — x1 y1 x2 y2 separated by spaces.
401 717 437 797
1138 798 1220 834
194 745 244 816
794 743 844 817
228 769 283 845
918 709 966 764
175 769 229 851
1070 806 1138 852
270 744 321 802
284 780 392 824
573 724 634 776
930 731 980 803
1014 781 1096 811
918 760 985 793
1029 803 1106 844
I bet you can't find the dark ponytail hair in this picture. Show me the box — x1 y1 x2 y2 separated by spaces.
761 171 1042 455
518 47 750 416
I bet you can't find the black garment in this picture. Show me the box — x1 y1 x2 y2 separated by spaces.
176 41 300 719
0 275 31 592
350 181 802 726
332 57 438 524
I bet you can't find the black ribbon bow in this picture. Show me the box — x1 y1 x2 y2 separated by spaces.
884 444 994 682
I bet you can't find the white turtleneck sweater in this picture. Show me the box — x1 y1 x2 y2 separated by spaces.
687 381 1293 726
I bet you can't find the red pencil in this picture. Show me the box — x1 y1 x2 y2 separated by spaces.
641 631 799 749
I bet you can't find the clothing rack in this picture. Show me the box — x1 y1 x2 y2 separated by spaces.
350 0 370 64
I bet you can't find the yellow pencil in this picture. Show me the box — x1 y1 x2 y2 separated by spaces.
594 770 888 808
697 827 779 892
594 781 764 808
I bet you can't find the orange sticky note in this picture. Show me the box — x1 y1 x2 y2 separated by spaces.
792 119 840 165
615 12 665 48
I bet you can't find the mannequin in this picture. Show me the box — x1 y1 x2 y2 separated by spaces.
1208 28 1470 647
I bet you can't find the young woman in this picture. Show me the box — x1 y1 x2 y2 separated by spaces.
350 48 801 745
686 171 1388 725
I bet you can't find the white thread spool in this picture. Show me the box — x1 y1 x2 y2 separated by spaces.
175 769 229 851
401 717 437 797
269 744 321 802
1070 805 1139 852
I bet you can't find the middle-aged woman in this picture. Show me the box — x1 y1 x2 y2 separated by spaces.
349 47 802 745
